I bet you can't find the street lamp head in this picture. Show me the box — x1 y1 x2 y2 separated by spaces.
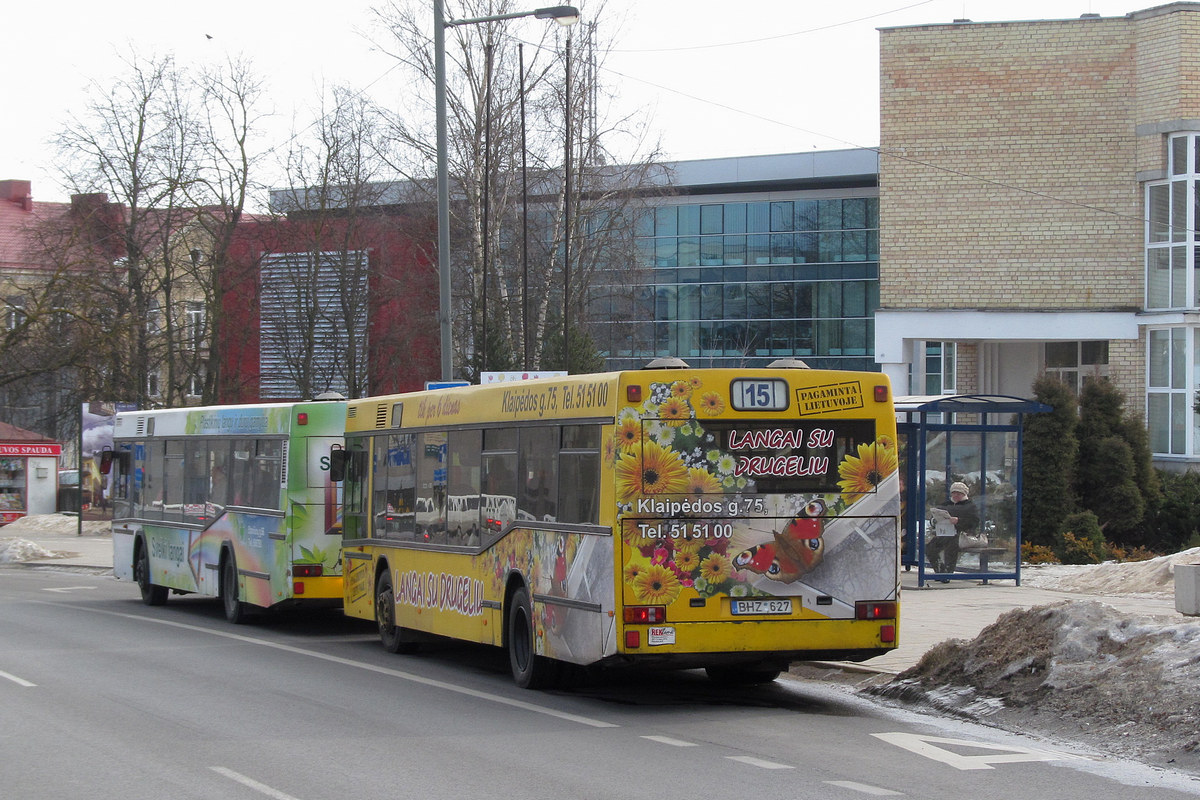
534 5 580 26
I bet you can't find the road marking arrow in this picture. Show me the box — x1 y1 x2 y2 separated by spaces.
873 732 1086 770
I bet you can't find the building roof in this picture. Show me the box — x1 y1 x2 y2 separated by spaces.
0 420 58 442
0 180 72 272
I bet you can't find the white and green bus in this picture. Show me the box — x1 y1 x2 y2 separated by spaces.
110 401 346 622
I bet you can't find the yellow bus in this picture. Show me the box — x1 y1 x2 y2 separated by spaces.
336 360 900 688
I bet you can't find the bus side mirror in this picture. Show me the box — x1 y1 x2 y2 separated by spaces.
329 448 347 482
99 449 114 475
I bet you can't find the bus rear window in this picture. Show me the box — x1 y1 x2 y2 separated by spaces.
691 420 879 496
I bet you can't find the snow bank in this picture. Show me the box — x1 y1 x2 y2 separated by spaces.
873 600 1200 771
0 538 63 563
1021 547 1200 595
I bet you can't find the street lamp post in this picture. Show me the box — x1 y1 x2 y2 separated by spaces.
434 2 580 381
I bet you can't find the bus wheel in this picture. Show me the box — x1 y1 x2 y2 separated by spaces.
507 586 558 689
376 571 418 654
221 554 248 625
135 542 167 606
704 666 781 686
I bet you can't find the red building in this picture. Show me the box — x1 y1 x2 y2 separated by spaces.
218 211 440 402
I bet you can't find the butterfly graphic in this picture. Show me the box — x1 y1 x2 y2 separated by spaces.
732 499 826 582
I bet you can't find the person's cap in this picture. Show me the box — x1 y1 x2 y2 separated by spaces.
949 481 969 497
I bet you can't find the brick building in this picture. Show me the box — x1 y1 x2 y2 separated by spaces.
877 2 1200 467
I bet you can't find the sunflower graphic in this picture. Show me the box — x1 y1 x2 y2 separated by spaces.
699 552 733 584
697 391 725 416
837 440 899 503
633 563 682 604
623 560 646 583
673 548 700 572
615 440 690 501
685 466 723 496
602 434 619 465
669 380 694 399
615 415 643 451
657 396 692 425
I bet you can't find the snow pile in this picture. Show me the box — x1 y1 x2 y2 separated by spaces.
0 514 109 564
872 600 1200 772
0 538 63 563
0 514 109 537
1021 548 1200 595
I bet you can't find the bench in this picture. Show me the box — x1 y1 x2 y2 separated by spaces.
959 546 1006 573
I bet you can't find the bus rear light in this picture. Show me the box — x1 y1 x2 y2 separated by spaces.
874 385 889 403
856 601 896 620
294 565 324 578
625 630 640 648
880 624 896 644
624 606 666 624
297 412 309 425
294 581 305 594
627 385 642 403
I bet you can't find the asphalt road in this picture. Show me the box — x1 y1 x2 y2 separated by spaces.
2 566 1197 800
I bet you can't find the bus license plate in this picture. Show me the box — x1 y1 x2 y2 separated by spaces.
731 598 792 616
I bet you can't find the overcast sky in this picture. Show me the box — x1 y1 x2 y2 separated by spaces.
5 0 1137 204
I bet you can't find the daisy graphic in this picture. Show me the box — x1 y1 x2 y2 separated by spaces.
837 440 899 503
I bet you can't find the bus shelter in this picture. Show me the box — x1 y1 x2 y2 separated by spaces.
896 395 1050 587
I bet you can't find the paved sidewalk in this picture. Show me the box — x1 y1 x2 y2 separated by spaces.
7 518 1183 675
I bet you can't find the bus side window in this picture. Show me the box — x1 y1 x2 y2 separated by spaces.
183 440 209 524
518 426 557 523
447 429 481 545
416 432 447 543
209 442 229 516
559 425 600 525
247 439 282 509
230 439 252 506
481 429 517 539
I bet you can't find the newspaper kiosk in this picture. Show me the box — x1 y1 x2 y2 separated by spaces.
0 421 61 525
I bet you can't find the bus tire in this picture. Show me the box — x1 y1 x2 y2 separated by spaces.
135 540 167 606
221 552 248 625
507 586 558 689
376 570 418 654
704 665 781 686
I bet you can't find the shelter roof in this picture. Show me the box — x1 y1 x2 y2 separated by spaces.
894 394 1052 415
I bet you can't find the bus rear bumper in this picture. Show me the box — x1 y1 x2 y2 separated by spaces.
291 575 343 600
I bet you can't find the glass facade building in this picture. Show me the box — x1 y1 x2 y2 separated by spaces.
588 152 880 372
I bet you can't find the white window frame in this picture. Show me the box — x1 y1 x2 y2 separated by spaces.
1145 132 1200 311
1146 326 1194 457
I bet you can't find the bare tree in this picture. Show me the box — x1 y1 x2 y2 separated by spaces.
262 85 437 399
372 0 666 377
182 55 271 405
54 51 205 408
50 50 274 409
